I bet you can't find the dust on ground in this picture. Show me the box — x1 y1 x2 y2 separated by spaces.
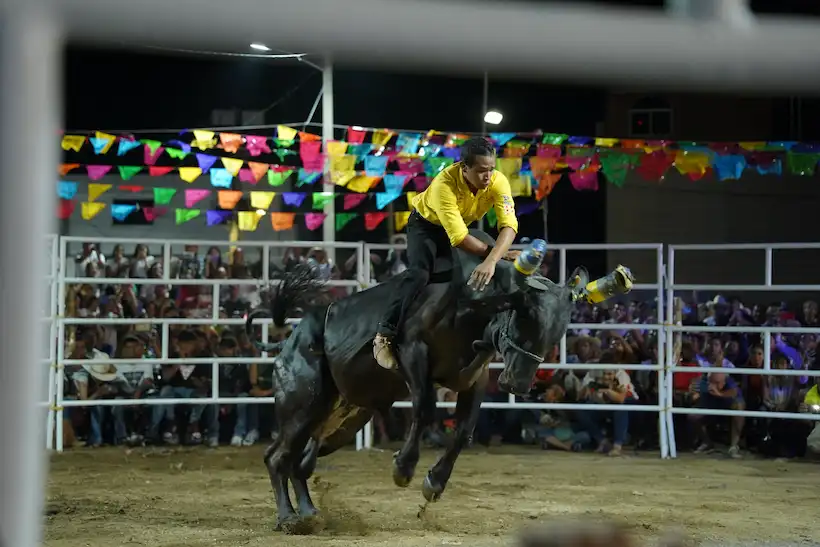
44 445 819 547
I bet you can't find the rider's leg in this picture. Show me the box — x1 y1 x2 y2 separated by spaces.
374 211 449 369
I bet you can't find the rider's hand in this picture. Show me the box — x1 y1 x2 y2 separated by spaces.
502 250 521 262
468 260 496 291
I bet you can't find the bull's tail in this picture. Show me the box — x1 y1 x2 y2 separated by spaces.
245 264 327 351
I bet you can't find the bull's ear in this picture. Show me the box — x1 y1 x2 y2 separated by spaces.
525 276 549 292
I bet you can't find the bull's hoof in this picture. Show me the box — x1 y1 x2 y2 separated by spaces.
392 452 414 487
421 474 444 502
278 515 325 535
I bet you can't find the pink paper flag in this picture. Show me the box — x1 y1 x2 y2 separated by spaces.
566 156 593 171
142 207 168 222
238 168 256 184
569 170 599 192
245 135 271 157
343 193 368 210
302 154 325 173
86 165 112 181
185 188 211 208
304 212 326 231
395 157 424 173
144 144 165 166
536 144 562 159
300 141 322 162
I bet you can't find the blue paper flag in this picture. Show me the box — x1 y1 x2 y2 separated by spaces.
713 154 747 181
196 153 218 173
376 191 402 210
756 159 782 176
167 140 192 154
567 136 592 146
489 133 516 146
282 192 307 207
364 156 389 177
397 133 422 155
441 147 461 161
209 168 233 188
117 139 141 156
297 169 322 186
348 144 374 163
111 204 137 221
383 173 408 194
89 137 109 155
57 181 78 199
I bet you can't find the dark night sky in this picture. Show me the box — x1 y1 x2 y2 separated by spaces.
61 0 820 255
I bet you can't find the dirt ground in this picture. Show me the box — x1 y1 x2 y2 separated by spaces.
44 445 819 547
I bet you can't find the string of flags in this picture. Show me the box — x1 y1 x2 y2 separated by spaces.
57 125 820 231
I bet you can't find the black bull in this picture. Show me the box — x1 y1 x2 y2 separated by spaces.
246 230 626 530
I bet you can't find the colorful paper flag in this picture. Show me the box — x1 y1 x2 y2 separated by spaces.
250 191 275 211
185 189 211 208
178 167 202 183
87 183 112 202
270 212 296 231
81 202 106 220
218 190 243 209
237 211 262 232
175 208 201 225
153 187 176 205
304 213 326 231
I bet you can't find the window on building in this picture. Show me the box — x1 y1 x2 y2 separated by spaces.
629 96 672 138
211 109 238 126
111 198 154 226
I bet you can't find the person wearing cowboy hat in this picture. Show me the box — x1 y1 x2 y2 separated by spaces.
70 330 122 447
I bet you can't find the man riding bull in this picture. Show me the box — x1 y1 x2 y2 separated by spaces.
373 136 522 370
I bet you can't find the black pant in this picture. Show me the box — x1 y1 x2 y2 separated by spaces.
377 210 452 338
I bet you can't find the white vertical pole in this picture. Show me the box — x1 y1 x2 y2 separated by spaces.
665 246 678 458
655 245 669 459
0 6 61 547
321 56 336 265
45 236 59 449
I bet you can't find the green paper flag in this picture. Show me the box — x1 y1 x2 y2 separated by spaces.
118 166 142 181
788 152 820 176
153 187 177 205
274 148 296 162
141 139 163 155
567 146 595 157
425 157 454 177
542 133 568 146
312 192 334 210
273 138 295 148
267 169 293 187
598 151 638 188
175 208 201 225
165 148 189 160
335 212 357 231
486 206 497 228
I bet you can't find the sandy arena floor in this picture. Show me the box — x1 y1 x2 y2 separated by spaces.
44 445 819 547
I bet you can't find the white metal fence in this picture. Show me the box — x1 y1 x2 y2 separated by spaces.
48 237 820 457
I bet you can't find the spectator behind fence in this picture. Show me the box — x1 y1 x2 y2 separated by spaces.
689 370 744 458
149 330 218 447
576 350 636 456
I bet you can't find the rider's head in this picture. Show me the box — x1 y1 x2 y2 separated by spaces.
461 137 496 191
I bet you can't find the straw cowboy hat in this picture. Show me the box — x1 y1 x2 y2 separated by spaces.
81 351 119 383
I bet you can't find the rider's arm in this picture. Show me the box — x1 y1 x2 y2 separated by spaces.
485 173 518 263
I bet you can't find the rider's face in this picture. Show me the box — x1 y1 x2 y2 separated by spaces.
462 154 495 191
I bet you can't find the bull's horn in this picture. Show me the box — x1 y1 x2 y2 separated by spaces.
582 265 635 303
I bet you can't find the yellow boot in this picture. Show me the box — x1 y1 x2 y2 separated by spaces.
582 265 635 304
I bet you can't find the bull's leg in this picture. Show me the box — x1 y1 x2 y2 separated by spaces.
291 437 321 517
422 364 489 502
392 341 435 487
262 430 297 529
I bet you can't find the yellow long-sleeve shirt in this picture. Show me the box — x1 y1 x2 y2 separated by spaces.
411 163 519 247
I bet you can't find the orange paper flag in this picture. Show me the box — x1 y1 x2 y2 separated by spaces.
536 173 562 200
219 133 243 153
270 212 296 231
218 190 243 209
59 163 80 176
248 162 269 182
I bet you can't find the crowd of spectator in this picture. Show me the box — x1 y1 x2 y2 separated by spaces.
59 240 820 460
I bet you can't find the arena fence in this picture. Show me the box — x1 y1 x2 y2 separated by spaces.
48 237 820 457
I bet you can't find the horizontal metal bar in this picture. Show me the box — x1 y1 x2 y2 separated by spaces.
670 407 820 421
393 401 657 411
667 324 820 334
61 317 300 325
61 276 360 287
63 357 278 365
489 362 662 371
59 236 363 249
57 1 820 92
671 243 820 251
366 243 663 251
668 366 815 377
62 396 276 407
670 284 820 292
568 322 660 331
